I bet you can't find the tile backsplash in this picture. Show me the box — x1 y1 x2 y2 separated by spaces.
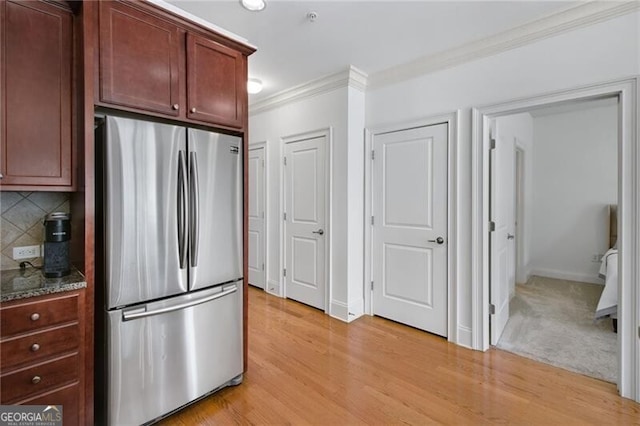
1 191 70 271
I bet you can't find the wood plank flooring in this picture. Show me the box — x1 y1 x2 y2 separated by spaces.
161 287 640 425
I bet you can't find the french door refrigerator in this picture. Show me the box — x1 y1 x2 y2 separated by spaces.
96 115 243 425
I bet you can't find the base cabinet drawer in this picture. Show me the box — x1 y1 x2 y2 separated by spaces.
1 293 78 337
1 353 78 403
17 382 80 426
1 289 86 424
1 323 79 369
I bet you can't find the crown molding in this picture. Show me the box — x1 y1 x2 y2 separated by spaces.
348 66 369 92
148 0 255 49
250 66 368 115
368 1 640 89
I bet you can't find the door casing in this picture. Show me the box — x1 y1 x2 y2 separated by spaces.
472 77 639 401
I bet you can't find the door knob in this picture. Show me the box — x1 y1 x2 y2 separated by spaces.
428 237 444 245
507 234 515 240
312 229 324 235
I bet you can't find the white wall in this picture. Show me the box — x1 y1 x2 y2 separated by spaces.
494 113 534 295
249 87 347 309
249 82 366 322
346 86 366 319
366 10 639 346
529 103 618 284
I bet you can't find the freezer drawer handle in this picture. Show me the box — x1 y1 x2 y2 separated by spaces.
122 285 237 321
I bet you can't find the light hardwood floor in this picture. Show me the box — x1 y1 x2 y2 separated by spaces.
162 287 640 425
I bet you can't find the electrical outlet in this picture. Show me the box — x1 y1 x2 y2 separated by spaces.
13 245 40 260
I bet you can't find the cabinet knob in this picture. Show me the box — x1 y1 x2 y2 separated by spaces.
190 107 197 113
172 104 180 111
0 172 3 179
31 376 41 384
31 343 40 352
30 313 40 321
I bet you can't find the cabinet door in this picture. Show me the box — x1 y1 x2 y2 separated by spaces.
99 1 181 116
186 33 244 129
1 0 73 187
15 382 80 426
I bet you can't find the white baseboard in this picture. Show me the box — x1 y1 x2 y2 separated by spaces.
346 298 364 322
330 300 349 322
457 326 473 349
517 268 531 285
530 269 603 285
266 279 282 296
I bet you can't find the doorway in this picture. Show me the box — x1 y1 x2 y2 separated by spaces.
472 78 639 400
490 99 618 383
282 130 330 310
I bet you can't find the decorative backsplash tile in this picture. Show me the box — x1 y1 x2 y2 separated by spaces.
0 191 70 271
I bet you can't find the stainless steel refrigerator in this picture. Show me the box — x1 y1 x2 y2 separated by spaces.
95 115 243 425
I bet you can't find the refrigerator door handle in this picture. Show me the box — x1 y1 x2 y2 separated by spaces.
189 151 200 267
178 151 188 269
122 284 238 321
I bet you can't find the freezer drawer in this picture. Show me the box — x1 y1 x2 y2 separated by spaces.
106 282 243 426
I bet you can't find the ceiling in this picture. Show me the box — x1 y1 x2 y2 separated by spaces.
168 1 577 103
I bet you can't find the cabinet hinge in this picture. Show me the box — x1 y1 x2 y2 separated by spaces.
262 159 265 167
489 304 496 315
262 211 265 219
283 212 287 221
262 263 265 271
371 150 375 160
489 221 496 232
371 281 374 291
283 268 287 277
371 216 374 226
284 157 287 166
490 138 496 150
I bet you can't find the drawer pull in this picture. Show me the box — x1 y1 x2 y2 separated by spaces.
30 343 41 352
31 376 41 384
30 313 40 321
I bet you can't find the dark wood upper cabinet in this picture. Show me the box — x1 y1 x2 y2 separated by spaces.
186 33 244 129
98 1 181 116
96 1 251 130
1 0 73 189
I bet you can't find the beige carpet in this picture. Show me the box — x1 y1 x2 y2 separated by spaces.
496 276 617 383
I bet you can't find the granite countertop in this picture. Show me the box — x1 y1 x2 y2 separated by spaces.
1 267 86 303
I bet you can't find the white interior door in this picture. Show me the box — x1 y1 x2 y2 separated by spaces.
248 146 266 288
372 123 448 337
490 122 515 345
284 136 326 310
